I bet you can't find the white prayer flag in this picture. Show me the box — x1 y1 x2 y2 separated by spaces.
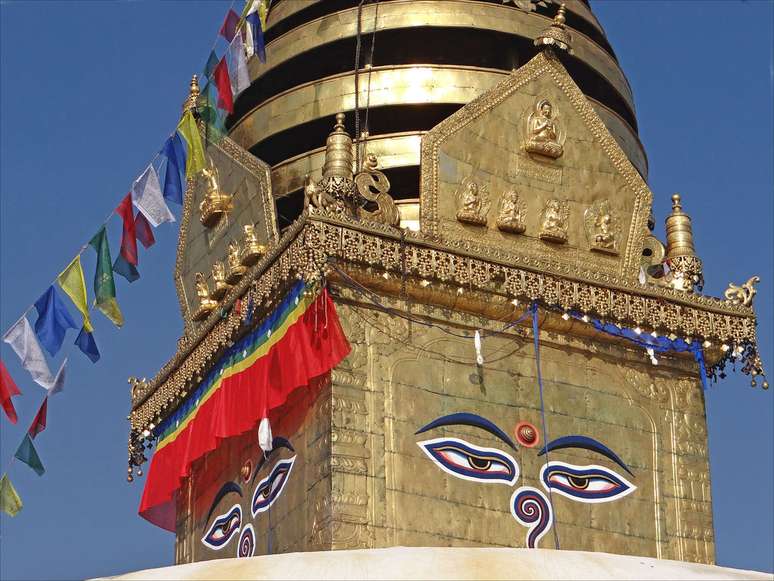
42 358 67 395
228 34 251 97
244 0 260 58
131 165 175 227
2 316 55 388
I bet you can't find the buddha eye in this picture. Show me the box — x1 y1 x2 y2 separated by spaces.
251 457 295 517
540 461 636 503
418 437 519 485
201 504 241 550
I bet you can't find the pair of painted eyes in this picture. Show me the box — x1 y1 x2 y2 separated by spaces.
201 457 295 552
418 437 634 502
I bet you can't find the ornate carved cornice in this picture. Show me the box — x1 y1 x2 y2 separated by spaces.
129 213 762 433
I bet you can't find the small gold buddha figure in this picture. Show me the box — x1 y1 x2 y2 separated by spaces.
496 190 526 234
199 162 233 228
584 200 618 254
211 261 231 300
525 99 564 159
539 199 569 243
193 272 217 321
225 240 246 284
456 181 488 226
240 223 267 267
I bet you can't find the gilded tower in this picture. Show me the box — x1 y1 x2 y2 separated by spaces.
127 1 767 570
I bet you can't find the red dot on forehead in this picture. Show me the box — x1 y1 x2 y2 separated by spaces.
515 421 540 448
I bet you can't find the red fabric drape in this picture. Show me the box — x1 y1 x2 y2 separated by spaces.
138 290 350 531
0 359 21 424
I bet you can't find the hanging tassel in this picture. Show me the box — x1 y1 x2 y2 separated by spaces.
646 347 659 366
258 417 273 453
474 330 484 366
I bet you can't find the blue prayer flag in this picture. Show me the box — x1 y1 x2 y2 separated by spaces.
75 326 100 363
161 134 185 205
247 11 266 63
113 254 140 283
204 51 220 80
33 286 78 357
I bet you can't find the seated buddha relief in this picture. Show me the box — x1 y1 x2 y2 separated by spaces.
524 99 564 159
496 190 527 234
455 180 490 226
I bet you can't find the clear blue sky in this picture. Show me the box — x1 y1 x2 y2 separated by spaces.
0 1 771 579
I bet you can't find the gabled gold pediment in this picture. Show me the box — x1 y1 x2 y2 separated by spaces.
420 50 652 287
175 131 278 332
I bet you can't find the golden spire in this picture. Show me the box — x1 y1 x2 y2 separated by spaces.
664 194 703 292
322 113 355 181
182 74 200 113
534 4 572 54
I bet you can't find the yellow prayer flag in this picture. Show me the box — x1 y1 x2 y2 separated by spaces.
97 297 124 328
0 474 22 517
258 0 269 31
177 111 206 179
57 256 93 332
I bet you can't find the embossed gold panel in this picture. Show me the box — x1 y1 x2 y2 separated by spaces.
175 134 278 330
420 51 652 284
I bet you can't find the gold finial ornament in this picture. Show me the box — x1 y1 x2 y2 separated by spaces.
305 113 358 216
193 272 217 321
241 223 267 266
183 74 200 113
534 4 572 54
211 261 231 300
199 160 233 227
724 276 760 307
664 194 703 292
226 240 247 284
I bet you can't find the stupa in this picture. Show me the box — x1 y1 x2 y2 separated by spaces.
122 1 767 576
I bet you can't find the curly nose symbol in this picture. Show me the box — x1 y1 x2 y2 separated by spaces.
511 487 553 548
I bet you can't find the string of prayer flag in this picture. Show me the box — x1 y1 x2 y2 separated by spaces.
14 435 45 477
213 58 234 114
160 134 186 206
89 227 124 327
131 165 174 228
28 398 47 439
113 194 140 283
75 327 100 363
33 286 79 358
0 360 21 424
177 111 206 178
228 34 250 97
0 474 22 517
3 317 56 388
57 256 93 332
135 211 156 250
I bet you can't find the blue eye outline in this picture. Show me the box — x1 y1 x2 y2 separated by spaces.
540 461 636 503
251 456 295 517
417 437 519 485
201 504 242 550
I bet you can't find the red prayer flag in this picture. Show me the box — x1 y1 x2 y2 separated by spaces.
214 58 234 114
116 194 138 266
28 398 48 439
0 359 21 424
219 9 240 42
134 210 156 250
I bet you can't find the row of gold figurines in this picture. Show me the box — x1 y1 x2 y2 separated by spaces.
456 181 618 254
193 224 266 321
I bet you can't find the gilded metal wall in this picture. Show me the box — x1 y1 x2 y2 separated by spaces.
176 294 714 565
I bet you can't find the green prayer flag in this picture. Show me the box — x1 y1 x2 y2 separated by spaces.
177 111 206 178
89 227 124 327
0 474 22 517
14 434 45 476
